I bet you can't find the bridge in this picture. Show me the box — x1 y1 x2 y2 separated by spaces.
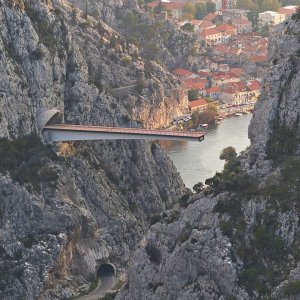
37 108 205 143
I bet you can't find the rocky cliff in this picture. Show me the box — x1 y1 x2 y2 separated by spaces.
68 0 201 70
0 0 188 298
118 12 300 300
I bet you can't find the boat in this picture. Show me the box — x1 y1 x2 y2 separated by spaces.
198 123 208 128
234 113 242 117
218 117 224 121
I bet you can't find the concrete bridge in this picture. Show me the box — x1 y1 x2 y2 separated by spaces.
37 108 205 143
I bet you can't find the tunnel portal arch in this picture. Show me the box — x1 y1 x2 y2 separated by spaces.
97 263 116 277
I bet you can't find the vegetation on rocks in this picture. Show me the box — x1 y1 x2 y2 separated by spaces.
0 134 59 192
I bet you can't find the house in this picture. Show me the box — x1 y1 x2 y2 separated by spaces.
203 13 220 23
183 78 207 95
222 9 249 22
205 86 221 99
189 98 208 112
219 64 230 72
226 0 237 9
191 19 216 33
200 28 222 47
219 80 260 104
215 24 237 43
212 0 223 11
210 72 240 86
258 11 286 29
172 68 196 80
232 18 252 34
145 1 185 19
247 80 261 100
278 6 297 18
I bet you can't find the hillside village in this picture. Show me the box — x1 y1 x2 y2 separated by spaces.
142 0 297 120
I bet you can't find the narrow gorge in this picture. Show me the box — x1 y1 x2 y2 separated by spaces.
1 0 300 300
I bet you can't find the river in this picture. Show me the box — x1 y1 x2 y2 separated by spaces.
159 114 252 189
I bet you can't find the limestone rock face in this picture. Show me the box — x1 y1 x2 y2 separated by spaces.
249 16 300 165
117 194 249 300
0 0 186 298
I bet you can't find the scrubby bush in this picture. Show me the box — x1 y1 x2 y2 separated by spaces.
145 243 162 264
284 281 300 296
120 55 132 65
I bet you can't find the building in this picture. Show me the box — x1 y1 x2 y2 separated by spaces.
203 12 220 23
190 19 216 33
232 18 252 34
200 28 222 47
226 0 237 9
189 98 208 112
222 9 249 22
212 0 223 11
210 72 240 86
145 1 185 19
205 86 221 99
183 78 207 95
215 24 237 43
278 5 297 18
258 11 286 28
172 68 196 80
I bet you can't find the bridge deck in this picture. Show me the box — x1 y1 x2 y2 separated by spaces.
43 124 205 142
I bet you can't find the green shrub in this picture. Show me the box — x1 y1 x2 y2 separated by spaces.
254 226 285 261
284 281 300 296
188 89 199 101
178 193 190 208
219 220 233 237
145 243 162 264
31 46 45 60
180 23 194 32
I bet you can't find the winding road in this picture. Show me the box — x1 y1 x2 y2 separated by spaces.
77 275 116 300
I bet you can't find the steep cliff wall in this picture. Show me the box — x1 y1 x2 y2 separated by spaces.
0 0 187 298
69 0 201 69
118 13 300 300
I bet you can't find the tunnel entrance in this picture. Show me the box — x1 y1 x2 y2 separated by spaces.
97 263 116 277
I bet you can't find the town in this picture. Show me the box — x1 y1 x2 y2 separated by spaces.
142 0 297 127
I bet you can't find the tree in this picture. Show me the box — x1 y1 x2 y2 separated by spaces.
180 23 194 32
195 3 207 20
188 89 199 100
236 0 256 11
206 1 216 13
183 3 196 20
259 24 270 37
220 146 237 161
260 0 280 12
193 182 204 193
154 1 164 14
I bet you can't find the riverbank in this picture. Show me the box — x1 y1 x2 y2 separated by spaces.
159 114 252 189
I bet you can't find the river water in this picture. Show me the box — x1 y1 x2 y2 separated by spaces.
159 114 252 189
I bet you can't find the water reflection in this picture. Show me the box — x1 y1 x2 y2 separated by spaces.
159 114 252 189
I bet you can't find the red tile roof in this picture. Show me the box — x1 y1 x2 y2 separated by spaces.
203 13 218 21
189 98 208 109
251 54 268 63
199 20 215 29
200 28 221 37
247 80 261 91
172 68 194 77
215 24 237 33
145 1 159 8
162 2 185 10
206 86 221 93
279 6 297 16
